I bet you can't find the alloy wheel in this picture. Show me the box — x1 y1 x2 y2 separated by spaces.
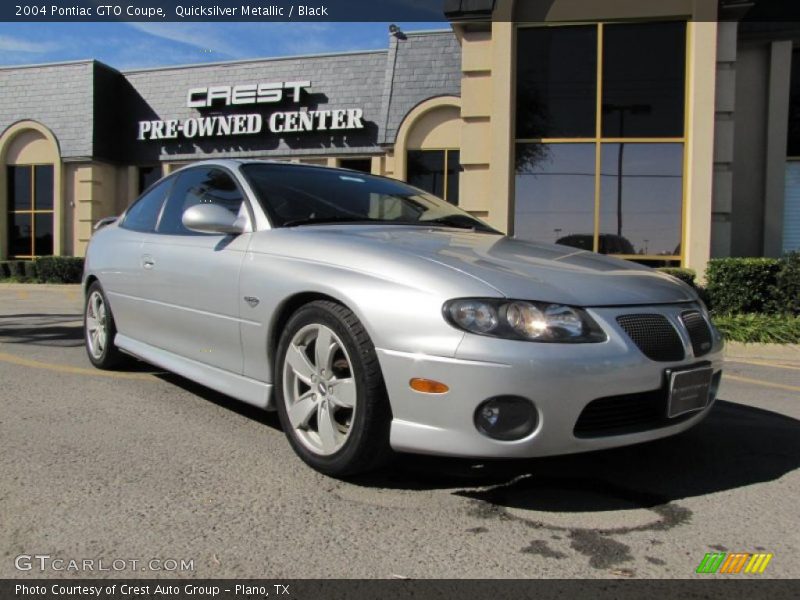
85 290 108 360
282 323 357 456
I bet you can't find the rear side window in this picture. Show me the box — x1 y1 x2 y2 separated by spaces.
121 177 172 232
157 167 245 235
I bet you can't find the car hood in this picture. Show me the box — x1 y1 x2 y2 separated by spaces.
291 226 697 307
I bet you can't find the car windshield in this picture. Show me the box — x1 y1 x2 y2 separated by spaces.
240 163 497 232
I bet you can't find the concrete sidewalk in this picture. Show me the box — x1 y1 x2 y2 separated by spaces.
725 341 800 363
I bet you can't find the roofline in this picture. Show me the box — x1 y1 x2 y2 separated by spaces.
121 48 389 74
403 28 454 35
0 58 117 72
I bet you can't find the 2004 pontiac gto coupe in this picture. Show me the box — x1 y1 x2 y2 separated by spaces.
84 160 724 476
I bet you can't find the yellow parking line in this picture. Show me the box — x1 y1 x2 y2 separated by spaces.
724 373 800 394
0 351 156 381
726 358 800 371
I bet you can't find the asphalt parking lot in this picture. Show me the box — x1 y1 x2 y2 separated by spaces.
1 284 799 579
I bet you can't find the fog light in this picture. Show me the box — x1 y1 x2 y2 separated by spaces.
474 396 538 441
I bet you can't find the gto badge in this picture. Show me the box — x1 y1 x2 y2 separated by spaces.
244 296 260 308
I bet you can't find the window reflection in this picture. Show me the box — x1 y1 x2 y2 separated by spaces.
34 165 53 210
7 164 54 257
599 143 683 256
514 143 596 248
10 165 32 210
10 213 32 257
602 22 686 138
407 149 460 205
513 21 688 262
788 47 800 156
516 26 597 139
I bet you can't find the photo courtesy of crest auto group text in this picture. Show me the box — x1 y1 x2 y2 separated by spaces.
0 0 799 598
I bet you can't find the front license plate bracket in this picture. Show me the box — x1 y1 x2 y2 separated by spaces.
666 364 714 418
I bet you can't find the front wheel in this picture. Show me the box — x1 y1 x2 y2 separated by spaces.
275 300 392 477
84 281 125 369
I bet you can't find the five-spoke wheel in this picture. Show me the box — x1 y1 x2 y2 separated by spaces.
84 281 124 369
275 300 392 476
283 323 357 456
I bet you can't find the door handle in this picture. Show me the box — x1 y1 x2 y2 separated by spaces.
142 255 155 269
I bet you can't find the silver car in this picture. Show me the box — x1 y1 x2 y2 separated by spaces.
83 159 724 476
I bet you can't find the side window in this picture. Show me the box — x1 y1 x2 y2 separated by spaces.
158 168 245 235
121 177 172 232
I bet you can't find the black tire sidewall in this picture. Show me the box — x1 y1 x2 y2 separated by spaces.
275 303 385 476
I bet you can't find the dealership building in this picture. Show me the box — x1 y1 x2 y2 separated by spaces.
1 0 799 276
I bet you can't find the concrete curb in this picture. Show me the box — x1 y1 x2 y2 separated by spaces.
0 283 81 290
725 341 800 362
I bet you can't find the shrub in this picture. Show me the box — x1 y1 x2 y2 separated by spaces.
34 256 85 283
23 261 37 280
657 267 696 286
705 258 782 315
7 260 26 278
0 261 9 278
773 251 800 315
712 313 800 344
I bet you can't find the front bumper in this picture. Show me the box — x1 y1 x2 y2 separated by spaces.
377 303 724 458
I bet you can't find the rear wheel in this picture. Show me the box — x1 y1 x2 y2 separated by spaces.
275 300 392 477
84 281 125 369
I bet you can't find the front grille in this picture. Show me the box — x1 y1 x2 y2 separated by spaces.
574 371 721 438
616 314 685 362
680 310 713 357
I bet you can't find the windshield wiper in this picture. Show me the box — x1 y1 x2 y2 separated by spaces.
423 216 499 233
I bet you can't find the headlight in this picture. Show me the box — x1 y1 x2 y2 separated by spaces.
444 298 606 343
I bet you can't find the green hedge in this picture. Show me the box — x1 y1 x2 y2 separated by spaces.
657 267 696 286
7 260 26 278
34 256 84 283
0 257 84 284
705 258 783 315
713 313 800 344
773 251 800 315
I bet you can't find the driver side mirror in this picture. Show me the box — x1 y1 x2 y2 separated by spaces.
182 204 245 235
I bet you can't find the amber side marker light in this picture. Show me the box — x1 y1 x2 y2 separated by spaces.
409 378 450 394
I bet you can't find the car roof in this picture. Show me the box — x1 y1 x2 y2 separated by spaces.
171 158 376 175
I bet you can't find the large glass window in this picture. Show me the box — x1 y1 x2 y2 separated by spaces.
602 22 686 138
407 149 460 205
516 25 597 138
599 143 684 256
788 47 800 158
515 144 596 246
514 22 686 265
138 166 162 195
339 158 373 173
7 164 54 258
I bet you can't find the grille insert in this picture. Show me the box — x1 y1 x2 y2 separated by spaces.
680 310 713 357
616 314 685 362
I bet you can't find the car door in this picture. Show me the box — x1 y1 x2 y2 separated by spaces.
139 166 252 374
101 176 174 340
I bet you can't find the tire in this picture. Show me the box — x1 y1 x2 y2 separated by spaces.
275 300 392 477
84 281 125 369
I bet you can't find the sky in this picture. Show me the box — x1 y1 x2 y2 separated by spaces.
0 22 445 70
